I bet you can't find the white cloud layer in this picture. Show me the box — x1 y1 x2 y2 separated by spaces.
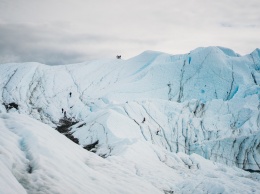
0 0 259 65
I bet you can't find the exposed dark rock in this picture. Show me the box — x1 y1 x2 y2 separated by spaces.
83 140 99 152
77 123 86 128
56 118 79 144
164 190 174 194
27 165 33 174
100 154 107 158
244 169 260 173
3 102 19 111
64 133 79 144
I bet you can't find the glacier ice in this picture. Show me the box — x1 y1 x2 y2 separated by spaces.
0 46 260 193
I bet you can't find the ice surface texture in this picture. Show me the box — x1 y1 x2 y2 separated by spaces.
0 46 260 193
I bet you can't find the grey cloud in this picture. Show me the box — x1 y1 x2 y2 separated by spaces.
0 23 87 65
0 0 259 64
0 23 159 65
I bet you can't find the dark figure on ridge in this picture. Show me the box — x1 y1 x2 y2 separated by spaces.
64 111 67 118
69 92 72 97
62 108 64 113
116 55 121 59
142 117 146 123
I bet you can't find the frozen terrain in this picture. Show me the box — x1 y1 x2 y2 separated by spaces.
1 113 260 194
0 46 260 193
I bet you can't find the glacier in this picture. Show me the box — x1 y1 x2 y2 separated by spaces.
0 46 260 193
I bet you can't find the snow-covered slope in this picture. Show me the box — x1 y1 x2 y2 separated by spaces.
0 113 162 194
0 46 260 193
1 113 260 194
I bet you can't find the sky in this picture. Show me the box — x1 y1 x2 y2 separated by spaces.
0 0 260 65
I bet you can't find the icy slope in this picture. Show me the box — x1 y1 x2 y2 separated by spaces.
0 46 260 172
1 113 260 194
0 113 161 194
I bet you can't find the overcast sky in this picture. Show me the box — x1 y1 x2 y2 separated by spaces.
0 0 260 65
